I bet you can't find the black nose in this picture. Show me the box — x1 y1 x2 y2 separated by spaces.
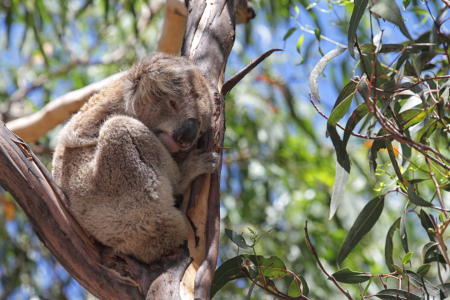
172 119 200 148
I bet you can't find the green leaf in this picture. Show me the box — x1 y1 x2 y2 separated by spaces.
257 255 287 278
255 228 275 245
348 0 369 59
225 229 251 249
337 195 385 267
416 264 431 277
418 209 437 242
327 126 351 219
400 203 409 254
392 264 405 276
296 34 304 54
343 102 369 150
327 93 355 127
359 43 420 53
374 289 421 300
332 267 371 284
406 270 440 296
403 0 411 10
288 276 309 297
403 106 436 129
370 0 413 40
284 27 297 41
309 48 347 104
401 252 413 265
210 256 247 298
368 129 390 181
330 81 358 116
407 184 432 207
385 217 401 272
422 242 438 261
384 140 407 186
398 109 422 126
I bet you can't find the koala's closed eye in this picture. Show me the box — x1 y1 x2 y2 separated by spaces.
52 52 219 264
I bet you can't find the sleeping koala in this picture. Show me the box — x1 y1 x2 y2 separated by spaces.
52 53 219 264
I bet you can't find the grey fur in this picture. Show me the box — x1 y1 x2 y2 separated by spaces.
52 53 219 264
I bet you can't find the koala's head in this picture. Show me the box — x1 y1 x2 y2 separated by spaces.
123 53 214 153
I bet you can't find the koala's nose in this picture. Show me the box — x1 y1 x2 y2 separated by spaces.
173 118 200 148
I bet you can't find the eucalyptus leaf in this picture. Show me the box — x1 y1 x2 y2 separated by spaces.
406 270 440 296
309 48 347 104
337 195 385 267
374 289 421 300
332 267 371 284
348 0 369 58
370 0 413 40
385 218 401 272
225 229 251 249
408 184 432 207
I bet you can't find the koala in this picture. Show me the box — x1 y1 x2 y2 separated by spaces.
52 53 219 264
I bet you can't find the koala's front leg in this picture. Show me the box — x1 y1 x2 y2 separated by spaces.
174 150 220 194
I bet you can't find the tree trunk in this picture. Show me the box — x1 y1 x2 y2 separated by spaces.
0 1 236 299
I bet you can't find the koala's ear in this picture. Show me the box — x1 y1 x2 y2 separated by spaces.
123 71 138 116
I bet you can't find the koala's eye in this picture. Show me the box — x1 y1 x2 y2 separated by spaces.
169 100 177 110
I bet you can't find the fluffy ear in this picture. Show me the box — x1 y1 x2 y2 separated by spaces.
58 127 98 148
122 53 197 115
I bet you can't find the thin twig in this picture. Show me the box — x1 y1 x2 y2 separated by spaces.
221 49 282 95
304 221 355 300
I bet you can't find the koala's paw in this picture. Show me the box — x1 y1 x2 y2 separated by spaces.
190 150 221 174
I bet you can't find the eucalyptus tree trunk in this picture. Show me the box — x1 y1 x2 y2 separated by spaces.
0 1 237 299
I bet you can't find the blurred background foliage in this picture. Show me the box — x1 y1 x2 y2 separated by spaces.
0 0 448 299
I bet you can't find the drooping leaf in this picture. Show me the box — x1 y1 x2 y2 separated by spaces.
332 267 371 284
225 229 252 249
374 289 421 300
385 217 401 272
368 129 390 181
422 242 438 261
418 209 437 242
370 0 413 40
283 27 297 41
407 184 432 207
288 276 309 297
327 126 351 219
297 34 304 54
337 196 385 267
406 270 440 296
343 102 369 150
401 252 413 265
309 48 347 103
416 264 431 277
384 139 407 186
400 203 409 254
348 0 369 58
